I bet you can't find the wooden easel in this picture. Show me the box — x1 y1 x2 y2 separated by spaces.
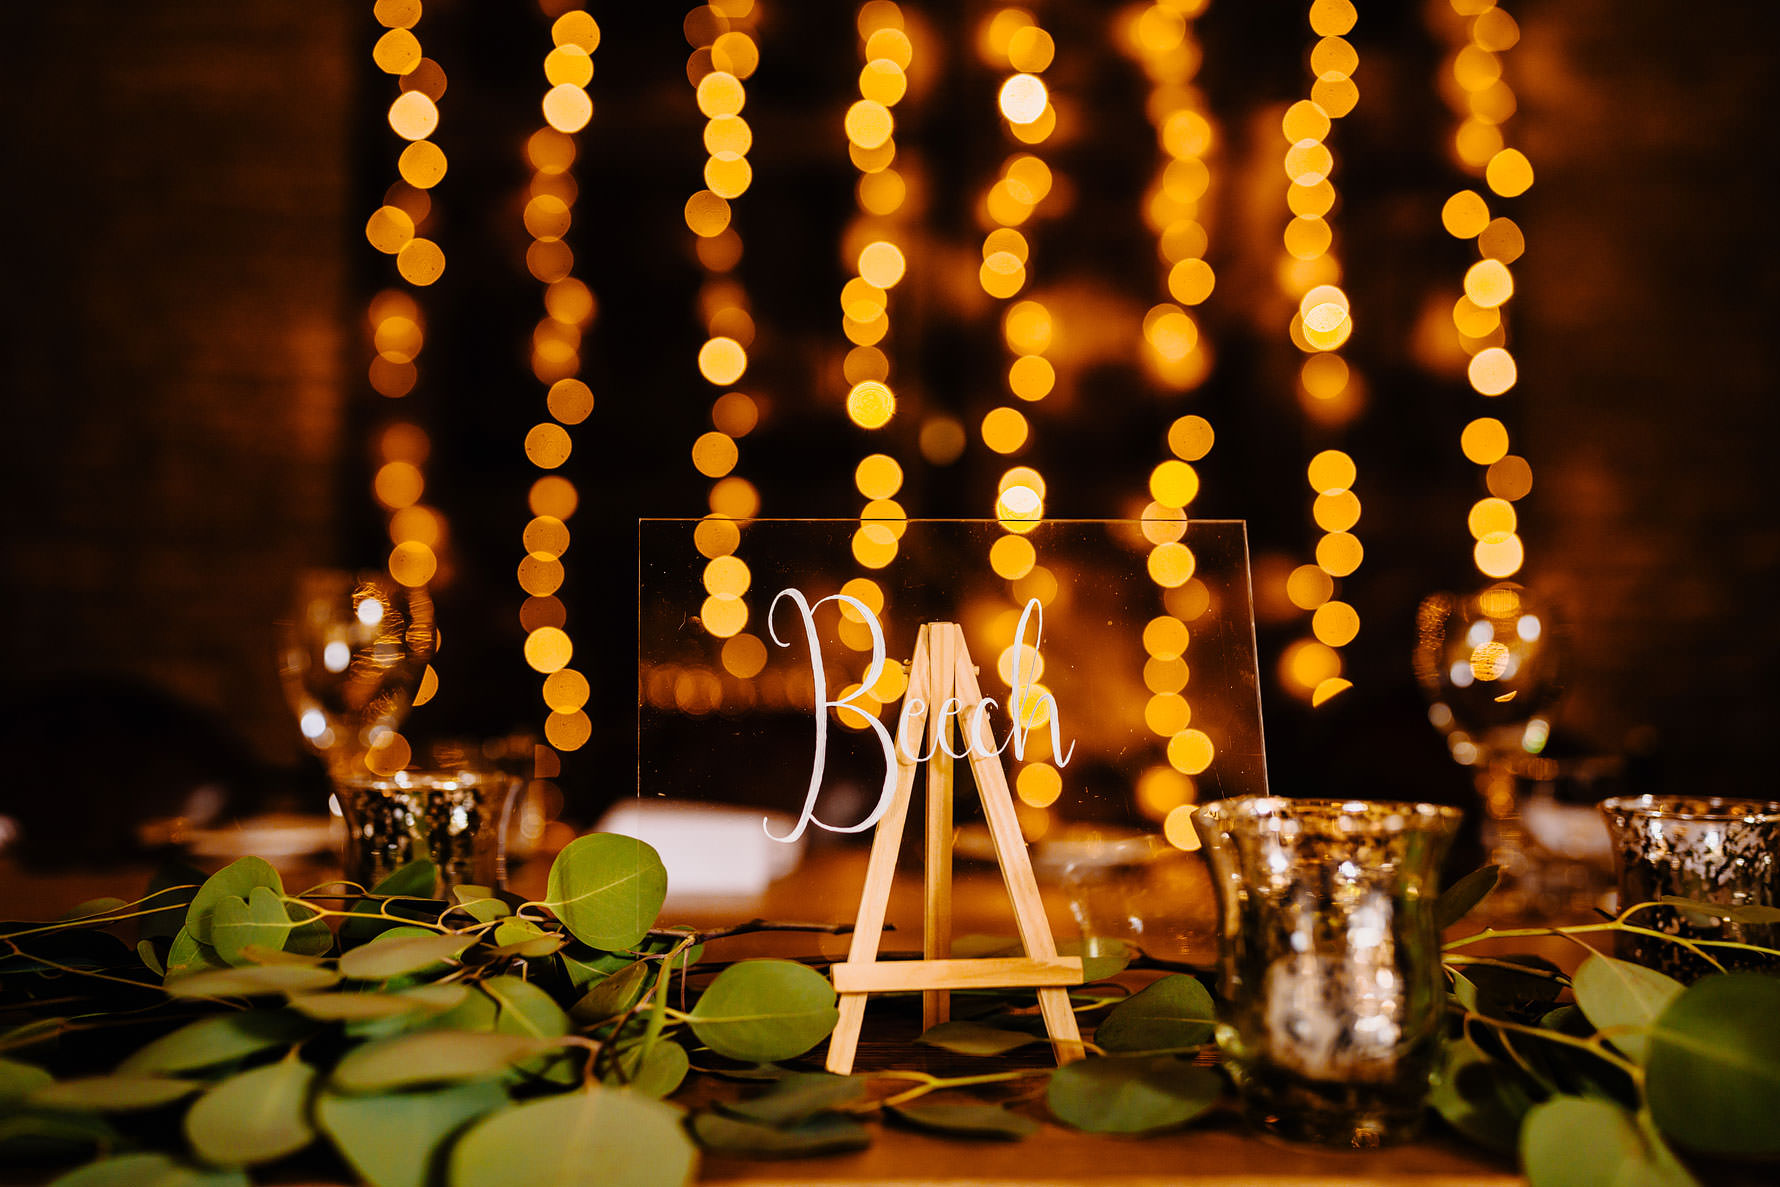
825 622 1085 1075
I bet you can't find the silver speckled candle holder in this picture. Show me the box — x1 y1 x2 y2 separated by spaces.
1599 795 1780 981
1192 797 1461 1148
334 769 522 894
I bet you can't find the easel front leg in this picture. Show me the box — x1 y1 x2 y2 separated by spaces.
826 628 932 1075
923 624 957 1030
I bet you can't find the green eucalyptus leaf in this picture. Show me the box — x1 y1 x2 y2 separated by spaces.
184 1058 316 1166
332 1031 550 1093
559 944 623 990
616 1039 690 1099
1093 974 1215 1053
1572 953 1683 1063
1070 936 1136 984
690 1109 869 1159
118 1011 313 1075
1456 954 1567 1021
285 898 334 955
571 960 651 1025
318 1080 508 1187
888 1100 1039 1140
718 1072 864 1125
238 943 324 965
186 857 282 947
1645 971 1780 1156
419 986 502 1035
136 938 166 978
544 834 668 951
29 1075 201 1112
46 1152 249 1187
0 1057 53 1107
212 886 292 966
59 897 129 923
483 974 571 1039
487 918 564 957
687 959 838 1064
139 861 208 942
290 983 468 1023
1429 1033 1535 1155
164 963 339 998
1520 1096 1696 1187
379 860 441 898
0 1109 118 1159
1436 864 1501 932
1046 1055 1221 1134
917 1020 1045 1057
450 1087 697 1187
339 931 473 980
164 926 227 979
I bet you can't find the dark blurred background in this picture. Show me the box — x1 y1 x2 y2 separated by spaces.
1 0 1775 853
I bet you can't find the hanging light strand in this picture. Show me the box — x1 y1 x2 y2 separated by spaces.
1119 0 1219 852
1435 0 1534 579
1278 0 1363 707
828 0 917 737
684 3 767 691
974 6 1062 841
364 0 452 773
516 4 601 758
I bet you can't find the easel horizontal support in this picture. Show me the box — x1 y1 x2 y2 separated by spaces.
832 956 1084 994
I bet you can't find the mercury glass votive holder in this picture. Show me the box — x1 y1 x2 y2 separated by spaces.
1599 794 1780 981
334 770 522 894
1192 797 1462 1148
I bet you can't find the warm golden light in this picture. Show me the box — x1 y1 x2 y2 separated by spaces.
1486 148 1535 197
1312 600 1360 647
1008 355 1054 401
989 534 1036 580
1147 542 1197 588
1468 346 1518 395
1312 489 1361 532
998 74 1048 125
541 84 592 134
1166 728 1215 776
697 72 746 118
846 380 896 429
1286 564 1335 610
1467 497 1518 540
1149 460 1200 508
388 541 438 588
1167 258 1216 306
1281 99 1331 144
1306 449 1356 494
694 516 741 559
854 453 903 499
708 476 760 519
529 475 578 520
1316 532 1364 577
857 241 907 289
845 99 894 149
544 46 592 88
704 153 753 199
387 91 439 141
699 594 750 638
1464 259 1515 309
721 633 769 679
691 431 739 478
523 423 572 469
1487 455 1534 501
698 337 748 385
981 406 1029 453
1461 417 1510 465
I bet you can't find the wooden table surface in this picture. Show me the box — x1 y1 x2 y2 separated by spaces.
0 844 1524 1185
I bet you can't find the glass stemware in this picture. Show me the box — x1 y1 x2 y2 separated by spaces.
1413 581 1562 912
277 569 436 777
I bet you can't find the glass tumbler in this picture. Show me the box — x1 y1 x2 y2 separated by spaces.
334 769 522 894
1192 797 1462 1147
1599 794 1780 980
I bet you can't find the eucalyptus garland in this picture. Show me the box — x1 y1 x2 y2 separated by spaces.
1 840 1777 1186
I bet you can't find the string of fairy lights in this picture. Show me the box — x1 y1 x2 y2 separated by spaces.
1277 0 1364 708
972 7 1065 836
362 0 454 775
1119 0 1220 853
828 0 916 729
1434 0 1535 580
515 5 601 761
684 2 768 686
340 9 1556 824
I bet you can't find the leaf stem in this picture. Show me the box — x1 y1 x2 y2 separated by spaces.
1448 1002 1642 1081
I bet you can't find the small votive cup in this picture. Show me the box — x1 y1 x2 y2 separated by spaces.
334 769 522 894
1599 794 1780 980
1192 797 1462 1148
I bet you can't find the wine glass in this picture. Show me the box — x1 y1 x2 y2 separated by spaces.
1414 581 1562 911
278 569 436 776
